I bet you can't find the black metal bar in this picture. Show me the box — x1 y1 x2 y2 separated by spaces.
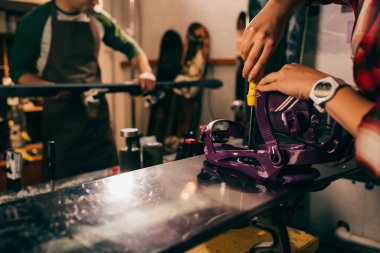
0 79 223 98
131 97 136 128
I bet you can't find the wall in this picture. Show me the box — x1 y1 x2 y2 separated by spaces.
138 0 246 59
100 0 133 149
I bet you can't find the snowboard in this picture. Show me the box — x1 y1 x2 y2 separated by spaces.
170 22 210 139
146 30 183 143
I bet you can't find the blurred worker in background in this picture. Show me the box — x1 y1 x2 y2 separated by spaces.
10 0 156 180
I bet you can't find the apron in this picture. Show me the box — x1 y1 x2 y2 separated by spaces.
41 2 118 180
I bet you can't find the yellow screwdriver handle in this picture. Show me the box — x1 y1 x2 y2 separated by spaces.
247 81 257 107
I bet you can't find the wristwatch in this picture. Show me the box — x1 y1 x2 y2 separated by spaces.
309 76 346 112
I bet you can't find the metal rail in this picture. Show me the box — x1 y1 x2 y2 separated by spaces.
0 79 223 97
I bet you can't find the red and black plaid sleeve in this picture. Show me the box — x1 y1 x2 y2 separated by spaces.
356 103 380 179
352 0 380 179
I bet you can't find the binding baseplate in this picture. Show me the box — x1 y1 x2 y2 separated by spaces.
201 92 353 184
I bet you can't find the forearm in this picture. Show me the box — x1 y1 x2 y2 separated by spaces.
18 73 53 85
130 53 156 92
131 53 153 74
325 86 375 137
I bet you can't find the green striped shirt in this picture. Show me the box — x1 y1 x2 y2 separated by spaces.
10 1 142 82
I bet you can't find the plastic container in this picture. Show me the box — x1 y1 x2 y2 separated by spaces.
119 128 141 172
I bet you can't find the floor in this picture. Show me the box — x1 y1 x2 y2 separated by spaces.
317 239 380 253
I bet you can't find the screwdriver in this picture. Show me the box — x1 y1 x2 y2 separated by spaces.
247 80 258 150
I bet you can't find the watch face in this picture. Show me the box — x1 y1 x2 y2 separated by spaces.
314 82 332 98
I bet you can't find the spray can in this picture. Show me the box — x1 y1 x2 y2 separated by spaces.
142 142 163 167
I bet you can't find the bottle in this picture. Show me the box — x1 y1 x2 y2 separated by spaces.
7 98 25 148
142 142 163 167
6 149 22 191
119 128 141 172
175 129 205 161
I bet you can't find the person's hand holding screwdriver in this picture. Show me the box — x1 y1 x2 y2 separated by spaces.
241 0 305 81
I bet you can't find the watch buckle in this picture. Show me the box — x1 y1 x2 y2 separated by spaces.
313 103 325 113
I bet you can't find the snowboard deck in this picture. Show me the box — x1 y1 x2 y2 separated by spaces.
0 155 358 253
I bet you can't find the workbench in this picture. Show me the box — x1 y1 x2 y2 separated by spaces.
0 155 357 252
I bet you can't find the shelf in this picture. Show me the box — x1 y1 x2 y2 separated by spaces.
209 58 237 66
0 142 43 167
23 105 43 113
0 155 42 167
24 142 42 151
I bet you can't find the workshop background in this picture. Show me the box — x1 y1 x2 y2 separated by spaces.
99 0 246 150
0 0 379 252
98 0 380 251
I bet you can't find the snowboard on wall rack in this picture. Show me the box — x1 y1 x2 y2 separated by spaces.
165 22 210 153
147 24 211 154
146 30 183 144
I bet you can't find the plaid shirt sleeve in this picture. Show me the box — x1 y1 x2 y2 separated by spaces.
356 105 380 179
353 0 380 180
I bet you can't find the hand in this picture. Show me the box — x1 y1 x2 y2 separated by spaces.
257 63 329 100
138 72 156 93
241 2 289 81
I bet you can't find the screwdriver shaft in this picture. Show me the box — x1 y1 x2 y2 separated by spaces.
247 81 257 150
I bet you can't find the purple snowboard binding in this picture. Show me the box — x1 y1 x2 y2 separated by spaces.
202 92 354 184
